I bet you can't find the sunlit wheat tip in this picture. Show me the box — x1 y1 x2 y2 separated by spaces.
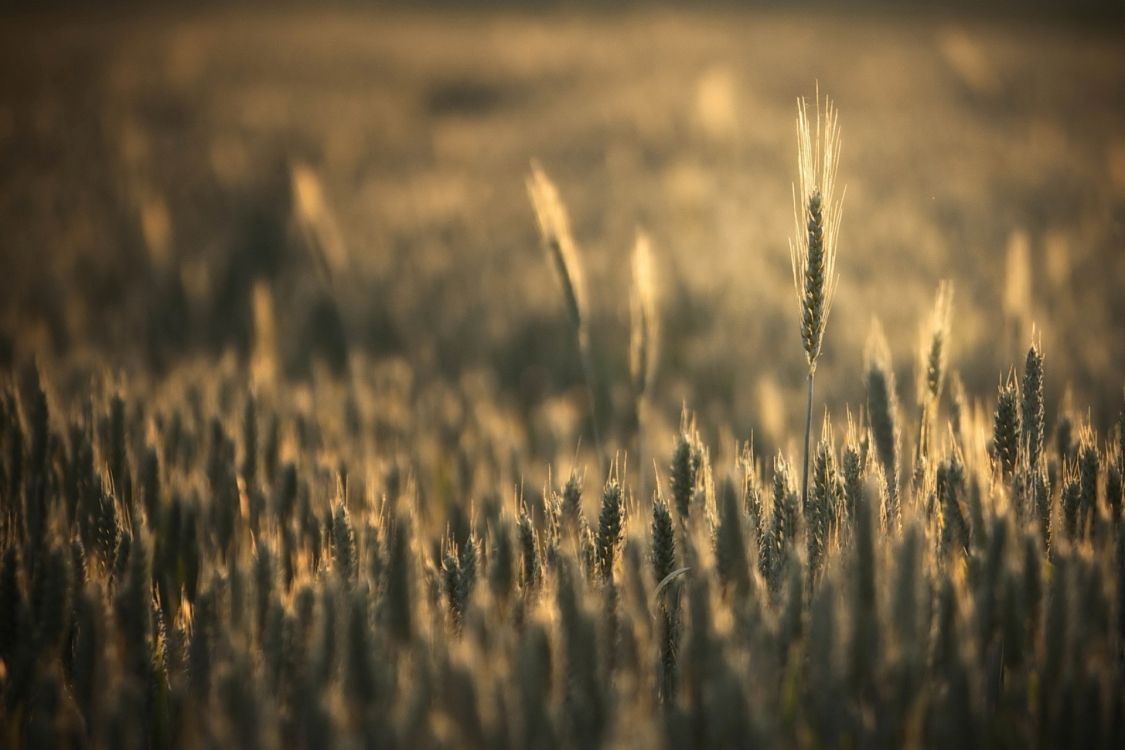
670 408 703 523
629 229 659 398
922 280 953 403
527 161 602 465
992 371 1021 480
790 90 844 371
1021 333 1045 470
527 161 587 339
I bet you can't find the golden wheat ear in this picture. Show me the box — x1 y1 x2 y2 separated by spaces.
790 90 843 372
791 89 845 515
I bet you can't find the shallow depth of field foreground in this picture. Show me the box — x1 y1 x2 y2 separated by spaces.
1 4 1124 748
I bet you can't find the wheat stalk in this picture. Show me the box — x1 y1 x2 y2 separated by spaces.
1021 333 1045 470
865 319 900 524
790 89 844 514
527 161 603 473
915 281 953 486
630 229 660 505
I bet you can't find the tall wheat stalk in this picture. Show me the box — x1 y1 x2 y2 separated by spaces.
914 281 953 485
790 91 844 511
527 162 603 472
630 230 659 505
866 319 901 523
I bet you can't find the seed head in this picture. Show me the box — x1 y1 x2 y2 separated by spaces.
527 162 587 339
596 476 625 583
670 409 703 523
1022 338 1045 469
651 493 677 586
993 372 1021 480
629 229 660 398
790 90 844 371
921 281 954 404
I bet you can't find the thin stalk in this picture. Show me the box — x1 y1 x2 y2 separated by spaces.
802 369 815 509
636 394 648 510
527 163 604 478
578 329 604 478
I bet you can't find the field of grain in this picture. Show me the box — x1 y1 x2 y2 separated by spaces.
1 5 1123 748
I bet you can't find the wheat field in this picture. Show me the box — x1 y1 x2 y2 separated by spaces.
1 4 1124 748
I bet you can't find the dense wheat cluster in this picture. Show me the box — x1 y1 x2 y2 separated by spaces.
3 101 1125 748
2 7 1125 748
3 319 1125 748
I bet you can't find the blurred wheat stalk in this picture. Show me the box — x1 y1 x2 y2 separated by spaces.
527 161 603 474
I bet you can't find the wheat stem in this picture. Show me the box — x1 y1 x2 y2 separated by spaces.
802 370 815 512
578 331 604 476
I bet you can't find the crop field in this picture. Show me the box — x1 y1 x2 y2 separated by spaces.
0 4 1123 748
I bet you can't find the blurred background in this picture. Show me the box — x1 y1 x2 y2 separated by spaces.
1 1 1123 462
